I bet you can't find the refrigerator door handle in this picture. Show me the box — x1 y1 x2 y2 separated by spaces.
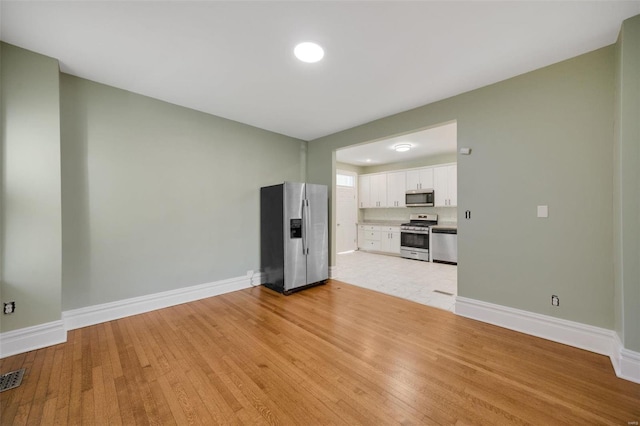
304 199 310 255
301 199 307 255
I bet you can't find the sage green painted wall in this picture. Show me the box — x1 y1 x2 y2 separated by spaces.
309 46 615 329
614 15 640 352
1 43 62 332
335 162 363 174
60 74 305 310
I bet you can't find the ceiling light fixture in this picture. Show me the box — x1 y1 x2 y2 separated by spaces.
294 42 324 63
394 144 412 152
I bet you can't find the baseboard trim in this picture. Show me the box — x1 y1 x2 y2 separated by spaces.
455 296 640 384
63 273 261 331
612 333 640 384
0 321 67 359
329 265 337 278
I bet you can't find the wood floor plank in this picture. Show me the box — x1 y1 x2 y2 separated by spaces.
2 280 639 425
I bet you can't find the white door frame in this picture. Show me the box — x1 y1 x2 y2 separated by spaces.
335 169 358 254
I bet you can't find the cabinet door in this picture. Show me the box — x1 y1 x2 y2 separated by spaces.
370 174 387 208
419 168 434 190
380 232 391 253
406 170 421 190
434 164 457 206
358 175 371 208
389 231 401 254
433 166 448 207
386 171 406 207
406 168 433 191
379 227 400 254
448 164 457 207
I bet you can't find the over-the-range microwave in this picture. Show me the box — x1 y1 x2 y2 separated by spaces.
405 189 434 207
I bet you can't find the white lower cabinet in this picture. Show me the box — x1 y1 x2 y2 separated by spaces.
358 225 400 255
380 226 401 254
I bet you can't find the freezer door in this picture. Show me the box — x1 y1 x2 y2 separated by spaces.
283 182 307 291
304 183 329 284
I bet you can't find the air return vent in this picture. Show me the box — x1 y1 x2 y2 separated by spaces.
0 368 25 392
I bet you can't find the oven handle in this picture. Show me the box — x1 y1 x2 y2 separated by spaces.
400 230 430 235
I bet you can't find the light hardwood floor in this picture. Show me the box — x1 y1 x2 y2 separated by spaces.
1 281 639 425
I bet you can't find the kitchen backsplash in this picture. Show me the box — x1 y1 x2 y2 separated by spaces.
362 207 457 223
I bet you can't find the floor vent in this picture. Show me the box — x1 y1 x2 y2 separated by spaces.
433 290 454 296
0 368 25 392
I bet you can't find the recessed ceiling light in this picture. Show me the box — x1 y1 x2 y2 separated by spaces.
394 144 412 152
365 159 372 163
294 42 324 63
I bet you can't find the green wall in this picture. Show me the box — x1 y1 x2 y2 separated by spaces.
60 74 305 310
309 46 615 329
3 18 638 355
335 162 363 174
1 43 62 332
614 15 640 352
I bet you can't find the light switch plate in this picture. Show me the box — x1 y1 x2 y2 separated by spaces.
537 205 548 218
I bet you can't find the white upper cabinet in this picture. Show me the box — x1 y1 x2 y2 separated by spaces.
359 173 390 208
406 168 434 191
434 164 457 207
358 175 372 208
386 171 406 207
358 163 455 209
369 174 387 208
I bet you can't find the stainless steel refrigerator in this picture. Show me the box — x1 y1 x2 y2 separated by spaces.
260 182 328 294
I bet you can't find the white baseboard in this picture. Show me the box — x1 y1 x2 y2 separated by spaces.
612 333 640 384
329 265 338 278
1 273 259 358
455 296 640 384
63 272 261 331
0 320 67 359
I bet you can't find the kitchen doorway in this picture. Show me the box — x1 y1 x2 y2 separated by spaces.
333 121 458 311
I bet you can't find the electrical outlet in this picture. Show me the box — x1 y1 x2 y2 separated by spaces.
551 295 559 307
4 302 16 314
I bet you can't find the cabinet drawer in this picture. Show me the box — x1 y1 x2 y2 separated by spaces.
365 231 381 241
365 240 381 251
382 226 399 232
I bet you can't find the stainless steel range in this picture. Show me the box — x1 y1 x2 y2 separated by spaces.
400 214 438 261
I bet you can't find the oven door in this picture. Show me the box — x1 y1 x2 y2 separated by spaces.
400 231 429 250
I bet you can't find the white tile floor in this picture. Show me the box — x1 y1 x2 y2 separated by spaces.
333 251 457 311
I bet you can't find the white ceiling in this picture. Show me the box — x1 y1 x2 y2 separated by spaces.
336 121 457 166
2 1 639 141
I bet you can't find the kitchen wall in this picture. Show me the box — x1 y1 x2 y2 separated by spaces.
1 43 62 332
308 45 615 331
360 152 457 174
363 207 457 224
613 15 640 352
357 152 458 224
335 162 363 174
60 74 306 310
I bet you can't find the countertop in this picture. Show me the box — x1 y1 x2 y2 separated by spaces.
359 221 458 229
358 221 404 227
